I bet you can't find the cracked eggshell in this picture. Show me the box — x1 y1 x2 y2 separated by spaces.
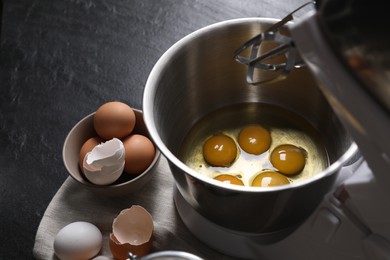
83 138 125 185
54 221 103 260
109 205 153 259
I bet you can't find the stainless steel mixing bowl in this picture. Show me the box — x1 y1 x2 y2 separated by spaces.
143 18 358 234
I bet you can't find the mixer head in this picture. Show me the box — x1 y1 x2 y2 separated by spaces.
235 0 390 185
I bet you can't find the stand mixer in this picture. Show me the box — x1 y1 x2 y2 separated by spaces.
174 1 390 259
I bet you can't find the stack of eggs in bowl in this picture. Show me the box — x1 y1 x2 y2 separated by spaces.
63 101 160 196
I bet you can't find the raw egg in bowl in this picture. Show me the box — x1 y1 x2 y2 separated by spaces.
63 104 160 196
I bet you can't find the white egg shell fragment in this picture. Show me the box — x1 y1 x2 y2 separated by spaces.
113 205 153 244
109 205 154 259
83 138 125 185
54 221 103 260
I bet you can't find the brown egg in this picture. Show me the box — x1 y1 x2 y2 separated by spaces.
79 136 104 170
94 101 136 140
123 134 156 175
109 205 153 259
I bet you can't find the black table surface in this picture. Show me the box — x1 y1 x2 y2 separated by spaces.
0 0 306 258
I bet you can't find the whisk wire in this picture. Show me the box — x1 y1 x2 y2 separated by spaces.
234 1 316 84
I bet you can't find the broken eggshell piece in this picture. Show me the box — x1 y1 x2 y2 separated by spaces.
109 205 154 259
83 138 125 185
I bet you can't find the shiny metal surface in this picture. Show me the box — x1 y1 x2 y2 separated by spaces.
143 18 358 234
131 250 204 260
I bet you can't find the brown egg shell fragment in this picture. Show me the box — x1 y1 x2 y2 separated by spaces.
110 205 154 259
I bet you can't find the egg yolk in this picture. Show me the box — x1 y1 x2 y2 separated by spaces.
251 171 290 187
238 125 271 155
203 134 237 167
270 144 306 175
214 174 244 186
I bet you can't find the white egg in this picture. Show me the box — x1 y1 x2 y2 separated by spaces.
54 221 103 260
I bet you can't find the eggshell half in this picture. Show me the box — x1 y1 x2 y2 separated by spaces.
109 205 153 259
83 138 125 185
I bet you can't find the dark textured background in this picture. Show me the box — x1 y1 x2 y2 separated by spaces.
0 0 305 258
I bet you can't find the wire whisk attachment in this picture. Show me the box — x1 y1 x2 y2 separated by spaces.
234 2 315 84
